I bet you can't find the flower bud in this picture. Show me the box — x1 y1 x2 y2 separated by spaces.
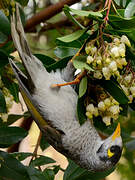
121 35 131 47
98 101 106 111
130 86 135 96
86 104 95 114
111 46 119 57
94 71 102 79
86 112 93 119
102 67 111 80
109 105 120 115
87 55 94 64
104 98 111 107
103 116 111 126
109 61 117 72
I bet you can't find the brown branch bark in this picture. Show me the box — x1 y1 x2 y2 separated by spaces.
25 0 81 32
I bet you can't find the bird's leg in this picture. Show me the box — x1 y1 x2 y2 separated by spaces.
51 70 87 88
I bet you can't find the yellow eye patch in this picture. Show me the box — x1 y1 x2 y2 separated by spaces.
108 148 114 158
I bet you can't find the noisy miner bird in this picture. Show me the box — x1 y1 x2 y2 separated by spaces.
9 5 122 172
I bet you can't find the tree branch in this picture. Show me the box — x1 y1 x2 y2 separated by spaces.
25 0 80 32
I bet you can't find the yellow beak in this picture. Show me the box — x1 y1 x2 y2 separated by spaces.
112 123 121 141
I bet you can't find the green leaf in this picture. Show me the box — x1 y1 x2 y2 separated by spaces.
79 77 87 98
57 29 86 43
73 56 94 71
46 57 71 72
0 49 9 69
56 39 82 48
0 31 8 43
54 46 79 58
9 82 19 103
0 11 10 35
64 159 115 180
26 166 45 180
16 0 29 6
30 155 56 167
0 89 6 113
5 114 24 125
99 79 129 104
0 127 28 148
125 139 135 151
40 134 50 151
43 169 55 180
11 152 33 161
77 97 87 125
0 151 29 180
124 0 135 18
64 5 103 18
34 54 56 67
109 10 135 30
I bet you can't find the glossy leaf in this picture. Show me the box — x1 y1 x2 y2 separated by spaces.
64 159 115 180
77 96 87 125
40 134 50 151
34 54 56 67
43 169 55 180
0 151 29 180
26 166 45 180
64 5 103 18
0 10 10 35
125 139 135 151
99 79 129 104
0 127 28 148
54 46 79 58
11 152 33 161
0 31 7 43
109 10 135 30
0 89 6 113
73 56 94 71
0 49 9 69
9 82 19 103
79 76 87 98
56 29 86 43
30 155 56 167
16 0 29 6
46 57 71 72
124 0 135 18
6 114 24 125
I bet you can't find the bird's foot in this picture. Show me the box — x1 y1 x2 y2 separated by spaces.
51 71 86 88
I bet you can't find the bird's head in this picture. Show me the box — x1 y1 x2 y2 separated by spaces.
96 123 122 170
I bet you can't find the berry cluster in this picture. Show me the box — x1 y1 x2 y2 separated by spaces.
0 76 14 122
118 73 135 103
86 96 121 126
0 0 15 16
85 35 133 125
85 35 131 80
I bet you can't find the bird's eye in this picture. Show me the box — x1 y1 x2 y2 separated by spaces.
107 148 114 158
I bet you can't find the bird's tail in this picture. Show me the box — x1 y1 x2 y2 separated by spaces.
11 4 47 89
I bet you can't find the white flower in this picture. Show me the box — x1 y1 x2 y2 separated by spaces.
93 71 102 79
121 85 129 96
86 104 95 114
86 112 93 119
128 95 133 103
124 74 132 84
110 46 119 57
120 58 127 66
130 86 135 96
109 105 120 115
105 58 111 64
103 116 111 126
1 113 8 122
91 47 97 55
102 67 111 80
109 61 117 72
113 38 120 45
98 101 106 111
121 35 131 47
87 55 94 64
85 46 91 54
118 45 125 57
104 98 111 107
94 107 99 117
